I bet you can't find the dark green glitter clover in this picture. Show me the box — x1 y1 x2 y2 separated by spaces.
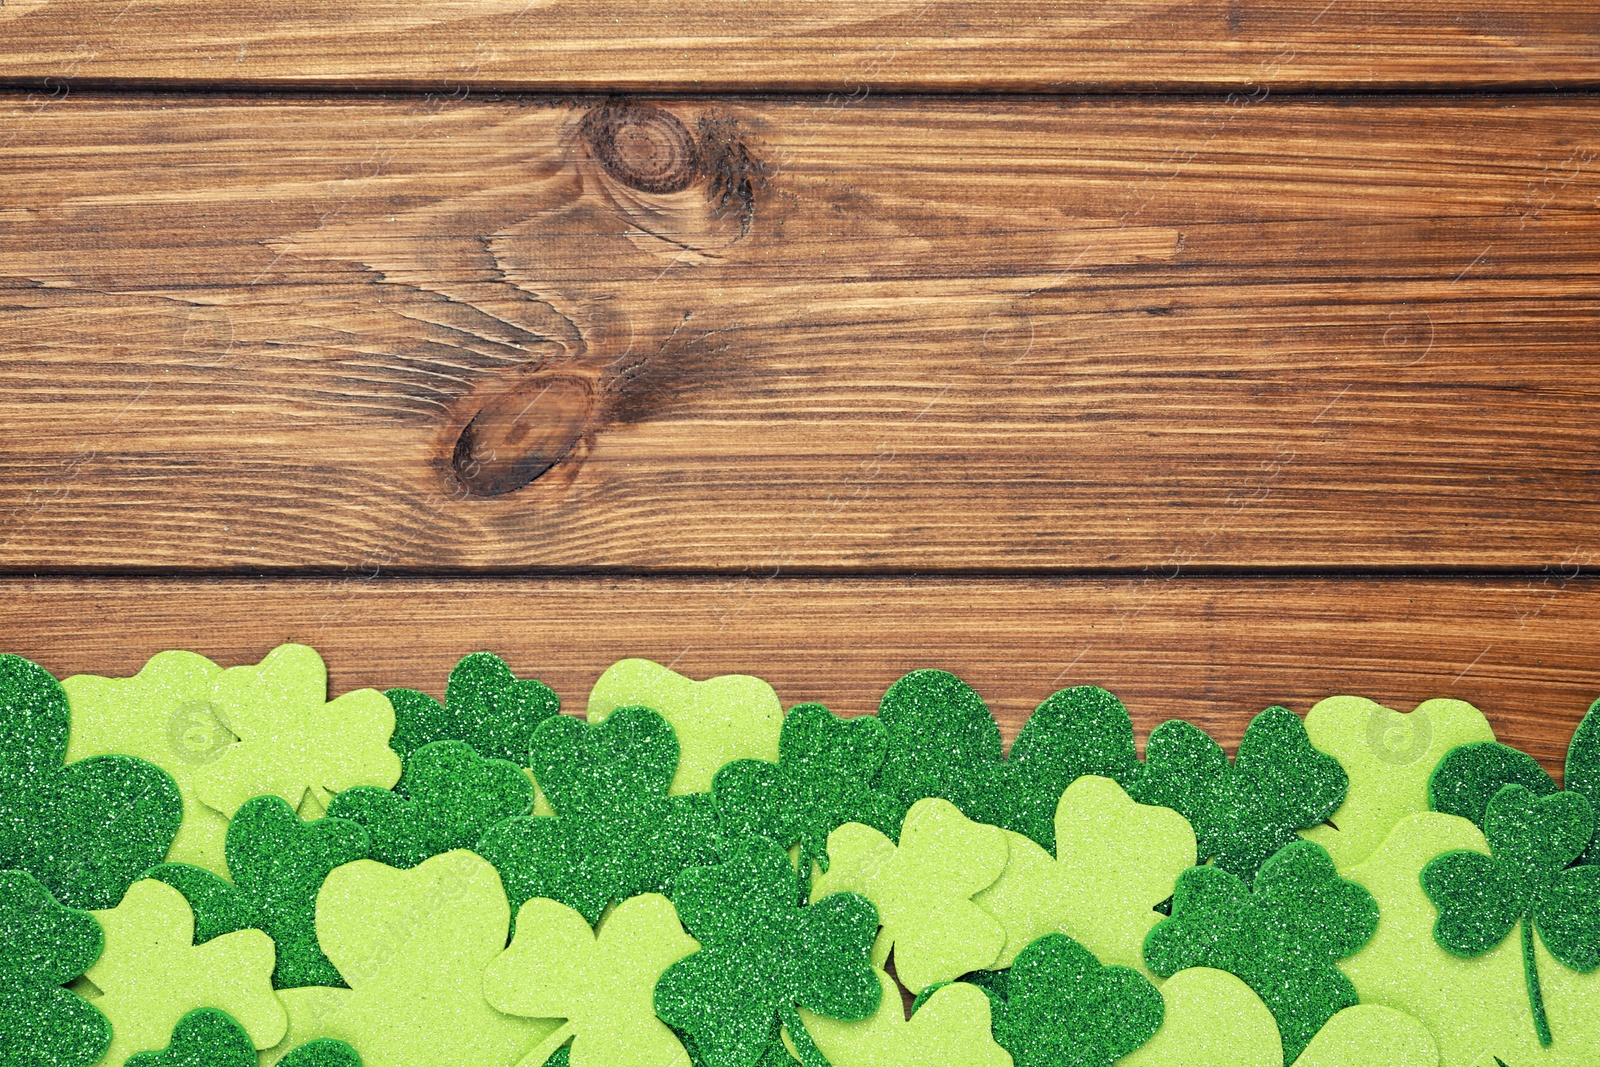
326 740 533 869
0 654 181 910
1143 839 1378 1064
0 868 111 1067
1568 699 1600 861
1430 741 1558 830
713 702 902 890
1421 782 1600 1047
386 652 560 767
654 837 881 1067
476 706 723 925
873 671 1142 853
1130 705 1347 884
992 933 1163 1067
279 1038 364 1067
124 1008 257 1067
144 794 369 989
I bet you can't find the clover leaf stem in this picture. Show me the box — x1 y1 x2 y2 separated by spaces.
779 1002 834 1067
1522 917 1552 1047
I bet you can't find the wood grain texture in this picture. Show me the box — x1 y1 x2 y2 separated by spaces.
3 576 1596 776
4 94 1600 571
1 1 1598 92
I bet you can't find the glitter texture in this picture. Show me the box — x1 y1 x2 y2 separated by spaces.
1568 699 1600 862
0 868 111 1067
386 651 560 768
993 933 1163 1067
1143 839 1378 1064
279 1039 364 1067
145 794 369 988
1131 705 1347 885
124 1008 258 1067
328 739 533 869
1430 740 1557 829
0 653 182 911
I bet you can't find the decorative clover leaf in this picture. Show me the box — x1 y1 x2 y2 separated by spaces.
974 775 1195 976
386 652 560 767
144 794 369 989
484 892 699 1067
655 837 881 1067
714 703 902 888
62 650 235 875
1290 1005 1438 1067
1116 967 1281 1067
478 706 723 925
794 968 1012 1067
86 878 285 1065
992 933 1163 1067
1430 740 1557 828
1300 695 1495 869
0 654 182 910
1422 783 1600 1046
132 1006 365 1067
0 868 111 1067
1131 706 1347 885
1143 840 1378 1064
1342 811 1600 1067
327 740 532 869
1569 698 1600 862
811 797 1009 994
192 644 401 821
271 850 554 1066
587 659 786 794
874 673 1142 853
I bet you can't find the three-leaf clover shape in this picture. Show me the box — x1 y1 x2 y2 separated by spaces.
385 652 560 767
144 794 370 989
714 702 902 889
1130 705 1347 885
811 796 1009 994
1143 839 1378 1064
993 933 1164 1067
1421 782 1600 1046
327 739 533 869
484 892 700 1067
0 868 110 1067
0 654 181 909
477 706 723 925
654 837 882 1067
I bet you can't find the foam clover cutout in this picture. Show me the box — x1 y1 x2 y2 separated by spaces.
192 643 402 820
271 849 553 1066
62 650 236 875
1143 840 1378 1064
1300 696 1494 869
0 868 111 1067
0 654 182 911
714 702 902 887
873 673 1142 851
86 878 285 1065
1569 698 1600 860
1421 783 1600 1046
484 892 699 1067
1341 812 1600 1067
974 775 1195 976
1130 705 1347 885
386 651 560 767
278 1040 364 1067
1116 967 1281 1067
478 705 723 925
795 968 1013 1067
587 659 785 794
991 933 1163 1067
654 837 881 1067
1290 1005 1438 1067
326 740 532 869
1430 740 1558 829
811 797 1008 993
143 794 369 989
124 1008 260 1067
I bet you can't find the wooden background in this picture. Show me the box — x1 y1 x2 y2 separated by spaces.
2 2 1598 776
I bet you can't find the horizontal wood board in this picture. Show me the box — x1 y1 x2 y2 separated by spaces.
2 576 1595 777
4 95 1600 571
0 1 1597 92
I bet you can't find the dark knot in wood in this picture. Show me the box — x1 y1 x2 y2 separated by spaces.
581 104 700 194
449 373 596 497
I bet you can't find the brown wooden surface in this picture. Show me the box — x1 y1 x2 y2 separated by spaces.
1 1 1598 92
5 94 1600 571
3 576 1595 777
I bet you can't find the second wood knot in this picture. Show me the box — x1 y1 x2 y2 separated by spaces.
581 104 699 194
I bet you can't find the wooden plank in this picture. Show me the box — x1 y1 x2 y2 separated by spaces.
1 1 1597 92
2 576 1596 777
4 94 1600 571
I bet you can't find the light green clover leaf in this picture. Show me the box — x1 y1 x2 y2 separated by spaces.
1117 967 1281 1067
794 968 1013 1067
1292 1005 1438 1067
